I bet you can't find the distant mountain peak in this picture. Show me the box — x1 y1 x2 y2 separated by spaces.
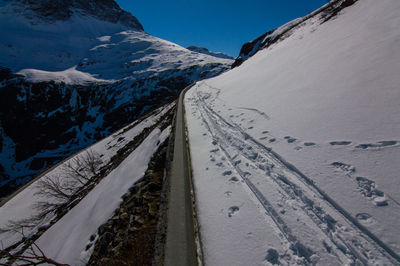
3 0 143 30
187 46 234 60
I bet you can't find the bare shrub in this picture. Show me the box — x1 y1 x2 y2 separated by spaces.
60 149 102 186
0 232 69 266
0 149 102 235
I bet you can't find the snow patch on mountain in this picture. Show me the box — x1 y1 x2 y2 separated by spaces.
78 31 233 80
17 66 111 85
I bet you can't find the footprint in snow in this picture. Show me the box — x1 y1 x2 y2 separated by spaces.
331 161 355 174
229 176 239 183
224 191 232 197
356 140 398 149
303 142 316 147
329 141 352 146
223 170 232 176
227 206 239 217
356 176 388 206
284 136 296 143
356 213 376 225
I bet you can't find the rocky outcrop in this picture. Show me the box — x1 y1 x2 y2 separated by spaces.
88 137 169 266
0 73 179 198
8 0 143 30
232 0 358 67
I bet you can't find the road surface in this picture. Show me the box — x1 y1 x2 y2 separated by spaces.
164 84 200 266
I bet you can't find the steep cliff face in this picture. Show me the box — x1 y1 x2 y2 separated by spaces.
0 0 232 196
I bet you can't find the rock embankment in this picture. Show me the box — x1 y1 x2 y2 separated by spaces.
88 132 170 265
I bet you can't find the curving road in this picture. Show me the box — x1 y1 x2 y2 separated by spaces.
164 84 200 266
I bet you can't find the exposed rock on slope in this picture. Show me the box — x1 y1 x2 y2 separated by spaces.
0 0 232 196
5 0 144 29
232 0 358 67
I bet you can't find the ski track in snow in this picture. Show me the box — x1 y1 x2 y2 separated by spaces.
188 84 400 265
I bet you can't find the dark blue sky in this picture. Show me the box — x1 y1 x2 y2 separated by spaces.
116 0 328 57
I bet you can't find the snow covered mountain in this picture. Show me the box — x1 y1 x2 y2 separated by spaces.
187 46 234 60
185 0 400 264
0 0 232 197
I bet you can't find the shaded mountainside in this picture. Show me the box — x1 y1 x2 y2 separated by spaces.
0 0 232 197
232 0 358 67
0 61 228 197
1 0 143 30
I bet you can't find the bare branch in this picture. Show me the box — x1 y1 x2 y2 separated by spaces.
0 230 70 266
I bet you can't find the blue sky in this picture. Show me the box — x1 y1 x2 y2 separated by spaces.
116 0 329 57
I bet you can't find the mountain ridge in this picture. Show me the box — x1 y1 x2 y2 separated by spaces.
0 0 232 196
232 0 358 67
1 0 144 30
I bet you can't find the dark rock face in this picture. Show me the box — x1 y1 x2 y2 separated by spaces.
232 0 358 67
0 77 164 197
88 141 168 265
10 0 144 30
231 29 275 68
0 61 228 197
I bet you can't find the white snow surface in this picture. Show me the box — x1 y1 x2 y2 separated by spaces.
0 103 173 249
17 66 110 85
35 126 170 265
185 0 400 265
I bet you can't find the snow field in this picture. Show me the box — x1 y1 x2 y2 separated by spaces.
185 0 400 264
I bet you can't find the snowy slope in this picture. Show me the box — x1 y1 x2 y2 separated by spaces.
0 0 140 72
35 126 170 265
0 103 173 249
77 30 232 80
0 0 231 80
185 0 400 264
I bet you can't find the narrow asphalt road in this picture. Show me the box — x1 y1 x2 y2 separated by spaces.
164 84 200 266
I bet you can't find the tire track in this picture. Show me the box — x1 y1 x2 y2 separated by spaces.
191 86 399 265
